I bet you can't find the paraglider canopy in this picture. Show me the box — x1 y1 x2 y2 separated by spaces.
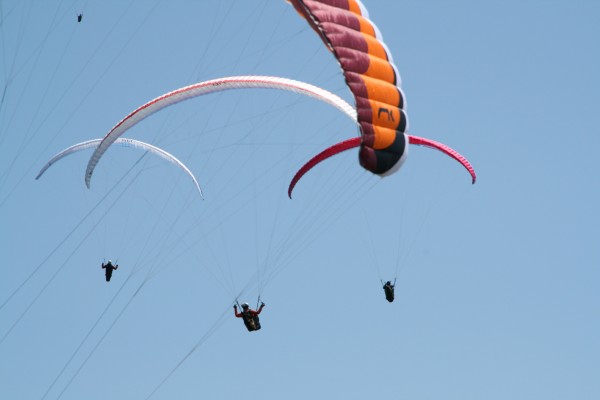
283 0 476 197
36 137 204 198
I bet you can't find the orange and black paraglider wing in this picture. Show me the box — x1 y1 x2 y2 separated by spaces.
287 0 476 197
288 0 408 175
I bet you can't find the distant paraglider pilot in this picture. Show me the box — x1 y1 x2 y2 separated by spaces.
234 302 265 332
383 280 395 302
77 14 83 23
102 260 119 282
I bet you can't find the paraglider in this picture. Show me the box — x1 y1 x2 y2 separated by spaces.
36 137 203 198
77 14 82 23
101 260 118 282
234 302 265 332
84 76 356 189
285 0 476 197
82 74 474 196
288 135 476 197
382 280 395 303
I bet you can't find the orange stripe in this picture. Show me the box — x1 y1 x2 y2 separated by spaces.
363 76 400 108
368 99 403 131
363 55 395 85
348 0 363 16
357 15 376 36
371 125 398 150
363 34 388 61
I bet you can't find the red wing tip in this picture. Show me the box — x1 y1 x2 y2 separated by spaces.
287 137 361 199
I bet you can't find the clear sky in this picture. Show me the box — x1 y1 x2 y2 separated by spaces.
1 1 599 399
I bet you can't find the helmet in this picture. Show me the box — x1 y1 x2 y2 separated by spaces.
241 303 249 309
108 260 112 264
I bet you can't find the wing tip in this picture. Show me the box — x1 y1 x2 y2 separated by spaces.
287 137 361 198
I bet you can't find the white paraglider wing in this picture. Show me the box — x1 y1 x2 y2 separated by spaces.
85 75 357 188
37 138 203 198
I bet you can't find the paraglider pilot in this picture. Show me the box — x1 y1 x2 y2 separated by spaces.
234 302 265 332
383 280 395 303
102 260 119 282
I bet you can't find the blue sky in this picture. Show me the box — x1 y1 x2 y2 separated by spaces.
1 1 599 399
